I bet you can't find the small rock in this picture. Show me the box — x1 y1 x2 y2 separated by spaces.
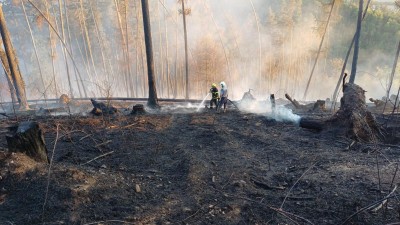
183 207 191 212
135 184 141 193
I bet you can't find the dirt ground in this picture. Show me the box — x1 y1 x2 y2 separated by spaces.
1 103 400 225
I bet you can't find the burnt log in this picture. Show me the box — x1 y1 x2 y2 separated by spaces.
285 94 301 109
299 118 324 131
90 99 117 116
6 121 48 163
131 104 146 115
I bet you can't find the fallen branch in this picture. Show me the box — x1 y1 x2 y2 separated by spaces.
279 196 316 201
83 220 136 225
368 185 397 213
280 162 317 209
340 194 400 225
42 123 60 222
80 151 114 166
79 134 92 141
95 140 112 148
251 178 286 190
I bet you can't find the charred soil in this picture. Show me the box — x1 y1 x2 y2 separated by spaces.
1 107 400 225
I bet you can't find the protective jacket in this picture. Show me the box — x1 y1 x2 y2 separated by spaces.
210 87 219 99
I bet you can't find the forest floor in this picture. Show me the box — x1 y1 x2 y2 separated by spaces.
0 102 400 225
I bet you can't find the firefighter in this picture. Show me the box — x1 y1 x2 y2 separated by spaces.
218 81 228 113
210 83 219 109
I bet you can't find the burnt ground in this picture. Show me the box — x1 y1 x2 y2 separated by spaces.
1 105 400 225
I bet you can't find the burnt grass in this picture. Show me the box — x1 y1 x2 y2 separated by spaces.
1 107 400 225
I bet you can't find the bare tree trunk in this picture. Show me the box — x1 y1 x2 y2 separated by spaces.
89 1 112 85
58 0 74 98
0 4 29 109
0 49 17 102
203 1 232 97
22 0 47 101
349 0 364 84
114 0 129 96
181 0 189 100
382 40 400 113
332 0 371 109
303 0 336 100
125 0 133 97
157 0 165 98
164 0 170 98
141 0 158 107
249 0 262 94
80 0 100 94
28 0 87 97
44 0 59 98
65 0 84 98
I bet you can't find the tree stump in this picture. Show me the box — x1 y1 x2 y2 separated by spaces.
327 83 383 142
300 83 384 142
59 94 71 105
312 100 326 111
90 99 117 116
6 121 48 163
131 104 145 115
270 94 276 110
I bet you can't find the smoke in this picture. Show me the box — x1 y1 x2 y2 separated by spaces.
2 0 399 102
238 100 301 125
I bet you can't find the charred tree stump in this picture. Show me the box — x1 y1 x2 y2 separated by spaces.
59 94 71 105
131 104 146 115
285 94 301 109
90 99 117 116
328 83 383 142
270 94 276 110
300 83 384 142
6 121 48 163
312 100 326 111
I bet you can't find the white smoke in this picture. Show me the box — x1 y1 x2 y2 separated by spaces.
238 100 301 125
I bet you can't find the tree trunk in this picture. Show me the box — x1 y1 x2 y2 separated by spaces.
181 0 189 100
58 0 74 98
125 0 133 97
89 0 111 86
141 0 159 107
6 121 48 163
331 0 371 109
65 0 84 98
164 0 171 98
349 0 363 84
303 0 336 100
383 40 400 112
0 4 29 109
43 0 59 99
249 0 261 94
0 49 17 103
80 0 100 95
114 0 129 97
21 0 47 101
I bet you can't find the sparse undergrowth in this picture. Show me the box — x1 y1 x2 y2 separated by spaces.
0 108 400 225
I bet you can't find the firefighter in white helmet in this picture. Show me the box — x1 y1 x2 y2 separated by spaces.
217 81 228 113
